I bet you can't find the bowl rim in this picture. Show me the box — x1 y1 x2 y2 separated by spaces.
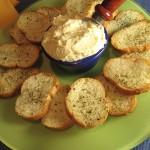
43 27 108 66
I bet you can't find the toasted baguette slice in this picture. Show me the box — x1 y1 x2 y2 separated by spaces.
42 85 74 130
96 75 137 116
111 20 150 53
66 0 104 18
0 43 39 68
122 49 150 62
10 23 30 44
103 57 150 95
104 9 145 37
15 73 60 120
0 68 39 98
36 7 60 23
17 11 51 43
65 78 109 128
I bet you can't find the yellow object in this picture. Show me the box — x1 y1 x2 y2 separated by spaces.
0 0 19 29
9 0 19 7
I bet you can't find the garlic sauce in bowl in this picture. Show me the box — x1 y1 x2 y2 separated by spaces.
42 15 108 72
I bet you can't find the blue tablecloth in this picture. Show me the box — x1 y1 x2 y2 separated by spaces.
0 0 150 150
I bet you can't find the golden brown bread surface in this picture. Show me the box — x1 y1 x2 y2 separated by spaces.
59 4 67 15
96 75 137 116
17 11 51 43
65 78 109 128
111 20 150 53
66 0 104 18
103 57 150 95
122 49 150 63
10 23 31 44
0 68 39 98
36 7 60 23
42 85 74 130
104 9 145 37
15 72 60 120
0 43 40 68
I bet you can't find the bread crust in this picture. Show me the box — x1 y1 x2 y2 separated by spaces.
59 4 67 15
49 74 60 98
129 97 137 113
10 23 31 44
121 49 150 62
112 44 150 54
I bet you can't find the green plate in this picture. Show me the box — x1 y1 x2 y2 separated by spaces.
0 0 150 150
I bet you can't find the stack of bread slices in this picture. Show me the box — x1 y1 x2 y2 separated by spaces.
103 9 150 95
0 6 77 130
0 6 62 98
98 9 150 124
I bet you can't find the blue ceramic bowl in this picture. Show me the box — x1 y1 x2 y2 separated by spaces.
43 28 108 73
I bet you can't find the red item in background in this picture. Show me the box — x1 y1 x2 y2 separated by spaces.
95 0 126 20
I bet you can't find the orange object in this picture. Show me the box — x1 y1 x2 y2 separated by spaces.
9 0 19 7
0 0 19 29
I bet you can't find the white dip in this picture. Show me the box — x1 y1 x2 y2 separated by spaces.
42 15 107 62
